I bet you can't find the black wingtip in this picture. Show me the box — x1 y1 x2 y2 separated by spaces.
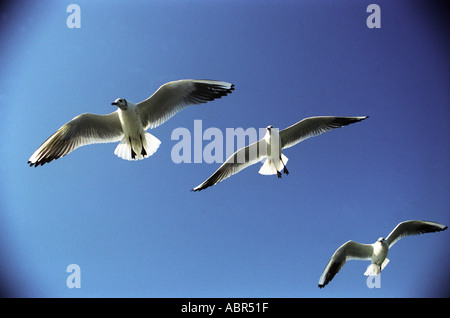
189 81 235 104
28 155 60 167
351 116 369 123
356 116 369 122
28 160 39 167
191 183 214 192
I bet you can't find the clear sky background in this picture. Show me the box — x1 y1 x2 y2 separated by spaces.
1 0 449 298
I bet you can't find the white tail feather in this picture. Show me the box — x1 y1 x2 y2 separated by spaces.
364 264 381 276
258 154 289 175
258 159 276 175
143 132 161 157
114 138 131 160
114 132 161 161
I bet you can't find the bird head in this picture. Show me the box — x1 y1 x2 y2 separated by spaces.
377 237 385 243
266 125 274 134
111 98 128 110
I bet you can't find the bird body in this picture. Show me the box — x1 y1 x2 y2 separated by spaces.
258 126 289 177
364 238 390 276
117 101 142 137
112 99 160 160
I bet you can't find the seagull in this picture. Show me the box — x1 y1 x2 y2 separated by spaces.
192 116 368 191
318 220 448 288
28 79 234 167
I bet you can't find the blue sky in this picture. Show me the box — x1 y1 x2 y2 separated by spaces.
1 0 449 298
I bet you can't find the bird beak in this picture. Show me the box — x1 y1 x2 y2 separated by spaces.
111 102 117 106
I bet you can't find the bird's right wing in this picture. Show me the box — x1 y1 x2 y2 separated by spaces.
137 79 234 129
192 139 267 191
318 240 373 288
28 112 123 167
280 116 368 150
386 220 448 248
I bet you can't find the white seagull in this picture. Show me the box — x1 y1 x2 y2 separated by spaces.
28 79 234 167
192 116 368 191
318 220 448 288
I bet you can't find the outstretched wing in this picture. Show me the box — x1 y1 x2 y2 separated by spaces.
280 116 368 150
318 240 373 288
137 79 234 129
386 220 448 248
28 112 123 167
192 139 267 192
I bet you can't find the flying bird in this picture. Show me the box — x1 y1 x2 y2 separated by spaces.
192 116 368 191
28 79 234 167
318 220 448 288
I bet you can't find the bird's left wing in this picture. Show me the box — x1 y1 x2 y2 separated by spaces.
386 220 447 248
28 112 123 167
280 116 368 150
318 240 373 288
137 79 234 129
192 139 267 192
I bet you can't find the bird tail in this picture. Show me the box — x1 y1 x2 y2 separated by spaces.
364 264 382 276
114 132 161 161
142 132 161 157
258 154 288 175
